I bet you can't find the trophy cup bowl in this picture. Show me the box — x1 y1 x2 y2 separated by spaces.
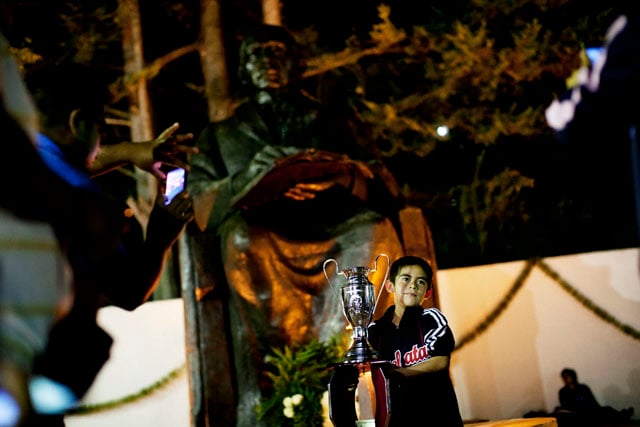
323 255 390 364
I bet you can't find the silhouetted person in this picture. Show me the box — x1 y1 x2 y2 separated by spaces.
0 31 75 426
545 9 640 252
21 61 194 426
554 368 633 426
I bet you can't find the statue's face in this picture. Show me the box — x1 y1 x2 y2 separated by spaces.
242 40 293 90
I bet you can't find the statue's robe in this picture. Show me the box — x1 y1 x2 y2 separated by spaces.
183 92 426 426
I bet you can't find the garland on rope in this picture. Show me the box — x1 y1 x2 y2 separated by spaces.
454 256 640 353
454 258 536 352
66 364 186 415
65 256 640 414
536 258 640 341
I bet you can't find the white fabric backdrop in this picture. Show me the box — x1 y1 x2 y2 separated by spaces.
65 248 640 425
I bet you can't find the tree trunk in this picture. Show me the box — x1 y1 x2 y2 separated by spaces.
200 0 231 122
117 0 156 225
118 0 182 301
262 0 281 25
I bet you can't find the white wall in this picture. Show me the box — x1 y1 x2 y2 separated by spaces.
441 248 640 421
65 248 640 425
65 299 190 427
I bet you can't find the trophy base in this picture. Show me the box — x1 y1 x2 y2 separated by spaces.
342 339 381 364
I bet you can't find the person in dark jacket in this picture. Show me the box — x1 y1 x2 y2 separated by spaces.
21 61 194 426
554 368 633 426
545 9 640 249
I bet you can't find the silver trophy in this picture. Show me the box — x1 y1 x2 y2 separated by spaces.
323 254 390 364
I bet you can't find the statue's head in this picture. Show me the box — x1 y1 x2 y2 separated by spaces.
238 24 303 92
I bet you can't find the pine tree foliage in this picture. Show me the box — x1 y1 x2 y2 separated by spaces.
7 0 620 267
296 1 617 259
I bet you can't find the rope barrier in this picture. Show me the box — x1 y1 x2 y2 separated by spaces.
69 255 640 413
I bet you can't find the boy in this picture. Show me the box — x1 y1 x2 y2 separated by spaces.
368 255 463 426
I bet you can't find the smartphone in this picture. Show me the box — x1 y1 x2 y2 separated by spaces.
585 46 605 66
164 167 186 205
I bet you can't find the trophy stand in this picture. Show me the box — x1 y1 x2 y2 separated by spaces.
328 361 394 427
323 255 394 427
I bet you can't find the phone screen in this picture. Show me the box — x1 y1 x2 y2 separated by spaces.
585 46 605 66
164 167 186 205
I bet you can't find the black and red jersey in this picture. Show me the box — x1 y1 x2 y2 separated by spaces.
368 305 463 426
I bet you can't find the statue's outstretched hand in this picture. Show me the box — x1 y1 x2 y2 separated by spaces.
232 148 376 207
352 160 374 180
282 159 373 201
284 181 335 200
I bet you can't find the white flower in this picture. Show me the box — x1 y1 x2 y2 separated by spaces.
282 393 304 419
283 406 295 418
283 396 293 409
321 391 332 427
291 394 303 406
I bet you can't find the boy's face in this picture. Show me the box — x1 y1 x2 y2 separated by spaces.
387 265 431 309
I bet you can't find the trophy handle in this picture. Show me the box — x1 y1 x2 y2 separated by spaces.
373 253 391 311
322 258 340 295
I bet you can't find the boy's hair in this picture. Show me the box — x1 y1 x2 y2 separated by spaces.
389 255 433 288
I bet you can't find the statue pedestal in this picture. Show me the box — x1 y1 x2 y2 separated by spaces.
328 361 394 427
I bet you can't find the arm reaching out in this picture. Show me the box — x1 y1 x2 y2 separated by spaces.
90 122 197 179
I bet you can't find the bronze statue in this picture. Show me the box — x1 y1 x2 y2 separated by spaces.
181 24 436 426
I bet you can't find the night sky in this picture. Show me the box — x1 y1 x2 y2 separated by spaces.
4 0 634 268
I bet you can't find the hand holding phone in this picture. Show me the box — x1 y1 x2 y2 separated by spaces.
164 167 186 205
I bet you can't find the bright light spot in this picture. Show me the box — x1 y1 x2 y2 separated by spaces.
436 125 449 137
0 389 21 426
585 46 604 65
28 376 77 414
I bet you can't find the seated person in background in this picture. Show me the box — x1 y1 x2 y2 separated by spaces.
21 61 195 424
367 256 463 427
555 368 633 424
